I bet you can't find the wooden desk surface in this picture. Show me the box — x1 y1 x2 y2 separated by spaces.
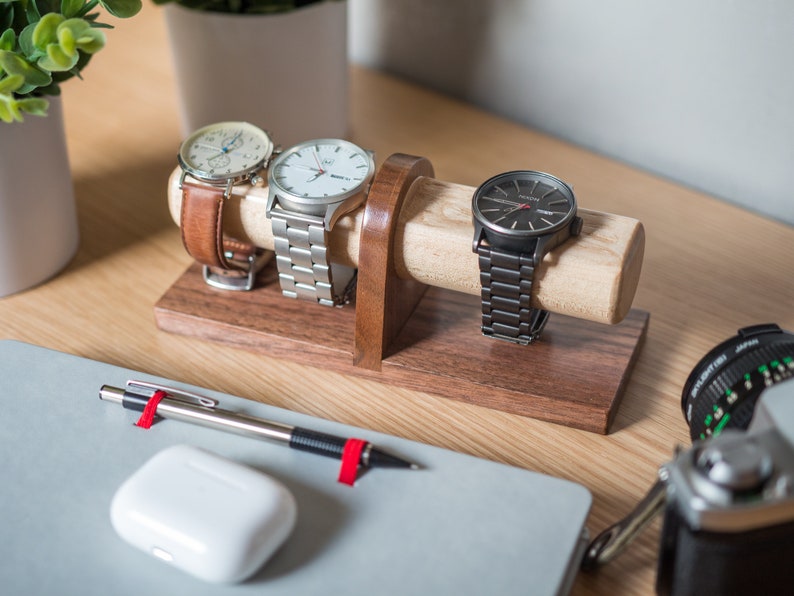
3 6 792 594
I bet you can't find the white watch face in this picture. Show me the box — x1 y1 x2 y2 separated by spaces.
270 139 373 201
179 121 273 183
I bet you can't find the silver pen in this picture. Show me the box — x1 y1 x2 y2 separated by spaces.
100 380 418 470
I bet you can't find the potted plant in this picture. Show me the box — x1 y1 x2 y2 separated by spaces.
0 0 141 297
0 0 141 121
152 0 348 147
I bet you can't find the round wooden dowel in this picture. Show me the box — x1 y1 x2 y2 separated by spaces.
167 163 644 324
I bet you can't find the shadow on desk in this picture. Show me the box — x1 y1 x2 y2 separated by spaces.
68 158 179 271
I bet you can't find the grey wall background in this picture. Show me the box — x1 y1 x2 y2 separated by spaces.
349 0 794 225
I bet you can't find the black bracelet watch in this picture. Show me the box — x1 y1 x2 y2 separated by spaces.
471 170 582 345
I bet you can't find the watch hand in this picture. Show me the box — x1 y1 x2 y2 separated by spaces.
290 164 322 172
194 142 223 152
493 202 533 225
222 131 243 153
503 203 531 216
312 150 326 174
484 196 522 207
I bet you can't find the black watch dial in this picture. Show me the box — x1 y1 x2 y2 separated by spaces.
473 170 576 237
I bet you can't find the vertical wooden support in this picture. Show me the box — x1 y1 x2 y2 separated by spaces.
354 154 434 371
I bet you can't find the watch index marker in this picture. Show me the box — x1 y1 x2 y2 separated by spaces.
530 180 539 195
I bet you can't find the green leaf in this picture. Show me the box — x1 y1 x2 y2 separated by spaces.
0 93 50 122
18 23 38 57
0 28 14 52
58 22 76 55
0 50 52 86
0 72 23 93
32 13 64 50
39 41 78 71
60 18 105 54
0 97 16 123
61 0 86 19
99 0 142 19
17 96 48 116
24 0 42 26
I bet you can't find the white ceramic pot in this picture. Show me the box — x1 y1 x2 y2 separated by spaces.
164 1 349 148
0 97 79 298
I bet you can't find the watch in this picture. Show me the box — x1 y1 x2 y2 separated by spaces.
178 121 275 291
471 170 583 344
266 138 375 307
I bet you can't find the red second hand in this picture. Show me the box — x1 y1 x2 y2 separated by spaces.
313 151 325 173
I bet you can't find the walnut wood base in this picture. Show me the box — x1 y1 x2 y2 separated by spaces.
154 262 648 434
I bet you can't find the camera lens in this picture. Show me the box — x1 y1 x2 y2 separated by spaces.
681 324 794 442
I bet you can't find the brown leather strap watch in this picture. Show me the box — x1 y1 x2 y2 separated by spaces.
177 121 275 291
179 181 263 290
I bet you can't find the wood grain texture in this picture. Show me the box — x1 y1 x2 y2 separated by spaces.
167 167 645 324
1 6 792 595
154 262 649 434
354 154 434 370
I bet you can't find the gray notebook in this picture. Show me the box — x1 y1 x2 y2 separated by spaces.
0 340 591 595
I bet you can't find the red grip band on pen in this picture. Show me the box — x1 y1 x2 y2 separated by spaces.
338 438 367 486
135 390 167 429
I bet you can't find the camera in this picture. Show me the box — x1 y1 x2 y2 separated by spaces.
583 324 794 595
656 377 794 595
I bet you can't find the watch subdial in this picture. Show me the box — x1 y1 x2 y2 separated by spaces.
208 154 231 169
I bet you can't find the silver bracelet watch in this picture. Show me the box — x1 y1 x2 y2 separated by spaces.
266 138 375 306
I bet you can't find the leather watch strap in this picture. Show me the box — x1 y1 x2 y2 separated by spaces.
180 180 266 291
180 181 231 269
476 243 550 344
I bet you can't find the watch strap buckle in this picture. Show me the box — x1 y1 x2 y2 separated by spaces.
202 250 270 291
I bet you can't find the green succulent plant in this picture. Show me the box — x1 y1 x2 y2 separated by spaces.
0 0 141 122
151 0 335 15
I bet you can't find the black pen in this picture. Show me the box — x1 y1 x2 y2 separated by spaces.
99 381 418 470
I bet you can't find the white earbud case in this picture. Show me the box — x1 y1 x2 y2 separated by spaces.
110 444 297 583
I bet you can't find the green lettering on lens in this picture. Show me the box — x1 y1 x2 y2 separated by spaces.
714 413 731 434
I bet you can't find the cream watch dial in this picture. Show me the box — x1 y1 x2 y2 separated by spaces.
270 139 373 201
178 121 273 183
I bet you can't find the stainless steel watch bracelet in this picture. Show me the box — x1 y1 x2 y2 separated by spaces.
476 243 550 345
269 207 356 307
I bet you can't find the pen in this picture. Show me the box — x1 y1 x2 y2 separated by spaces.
99 381 418 471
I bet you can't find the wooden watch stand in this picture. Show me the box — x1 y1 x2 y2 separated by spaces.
155 154 649 434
